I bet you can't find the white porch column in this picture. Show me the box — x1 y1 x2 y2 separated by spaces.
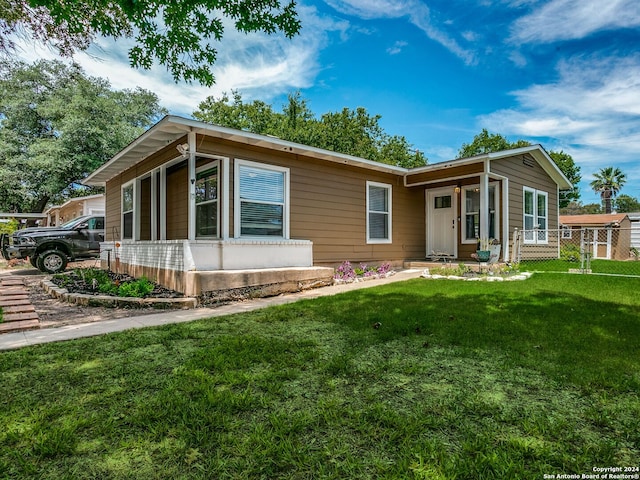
187 131 197 241
160 165 167 240
479 172 489 241
221 157 230 239
151 169 158 241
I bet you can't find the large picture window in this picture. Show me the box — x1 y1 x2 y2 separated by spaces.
523 187 548 244
462 184 498 243
366 181 392 243
195 162 218 238
122 182 134 239
235 160 289 237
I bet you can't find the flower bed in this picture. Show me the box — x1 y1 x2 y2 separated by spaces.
333 261 395 284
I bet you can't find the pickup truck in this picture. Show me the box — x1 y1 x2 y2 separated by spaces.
1 215 104 273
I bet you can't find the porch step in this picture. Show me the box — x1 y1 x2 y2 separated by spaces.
0 277 40 333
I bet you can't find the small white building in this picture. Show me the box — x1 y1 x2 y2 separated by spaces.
628 212 640 249
44 194 105 226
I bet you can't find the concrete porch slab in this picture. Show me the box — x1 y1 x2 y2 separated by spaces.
186 266 335 298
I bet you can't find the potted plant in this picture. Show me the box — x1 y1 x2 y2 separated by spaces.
476 237 491 262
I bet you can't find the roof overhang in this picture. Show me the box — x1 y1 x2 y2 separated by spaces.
406 145 573 190
83 116 574 192
82 115 407 186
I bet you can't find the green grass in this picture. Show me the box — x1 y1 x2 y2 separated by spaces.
521 258 640 276
1 274 639 479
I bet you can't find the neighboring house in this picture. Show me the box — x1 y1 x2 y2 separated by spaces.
82 115 572 295
44 194 105 226
560 213 632 260
628 213 640 249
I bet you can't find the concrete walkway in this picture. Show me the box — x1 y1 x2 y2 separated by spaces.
0 269 424 351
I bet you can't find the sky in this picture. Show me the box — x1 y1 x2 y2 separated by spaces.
15 0 640 206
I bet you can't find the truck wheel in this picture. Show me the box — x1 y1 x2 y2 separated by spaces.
37 250 68 274
29 255 38 268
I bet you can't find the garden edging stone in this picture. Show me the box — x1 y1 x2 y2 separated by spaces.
40 279 197 309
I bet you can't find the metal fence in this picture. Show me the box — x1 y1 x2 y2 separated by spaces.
513 228 640 277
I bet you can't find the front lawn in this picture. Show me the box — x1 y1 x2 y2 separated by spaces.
1 274 639 479
521 258 640 276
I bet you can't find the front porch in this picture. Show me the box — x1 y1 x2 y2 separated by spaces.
99 239 333 296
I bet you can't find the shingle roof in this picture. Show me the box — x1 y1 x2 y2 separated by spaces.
560 213 629 226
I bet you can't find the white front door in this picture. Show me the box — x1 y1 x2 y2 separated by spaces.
426 188 457 258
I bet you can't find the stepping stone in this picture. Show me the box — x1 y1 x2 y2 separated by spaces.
2 312 40 322
0 296 30 303
0 300 31 308
2 305 36 314
1 287 28 294
0 319 40 333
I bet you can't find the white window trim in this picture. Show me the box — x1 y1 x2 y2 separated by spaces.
523 186 549 244
194 160 220 239
121 180 136 240
234 159 290 239
366 181 392 244
461 182 500 244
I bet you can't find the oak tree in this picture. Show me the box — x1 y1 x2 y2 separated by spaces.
0 0 301 86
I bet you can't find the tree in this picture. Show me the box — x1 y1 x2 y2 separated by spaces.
458 129 531 158
0 0 300 86
590 167 627 214
560 201 602 215
458 130 581 207
193 91 427 168
613 194 640 213
0 60 167 213
548 150 581 208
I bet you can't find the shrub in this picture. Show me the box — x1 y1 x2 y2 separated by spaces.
0 218 18 235
560 244 581 262
117 277 154 297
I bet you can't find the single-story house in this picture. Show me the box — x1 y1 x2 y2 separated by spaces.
82 115 572 296
559 213 632 260
44 194 105 226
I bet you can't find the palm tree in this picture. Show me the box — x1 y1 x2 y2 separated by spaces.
590 167 627 214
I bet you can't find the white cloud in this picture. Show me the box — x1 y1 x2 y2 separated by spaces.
387 40 408 55
479 54 640 198
509 0 640 45
324 0 476 64
12 5 346 116
322 0 413 19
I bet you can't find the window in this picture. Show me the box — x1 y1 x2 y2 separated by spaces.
523 187 548 244
87 217 104 230
367 181 392 243
195 162 218 237
122 182 134 239
434 195 451 209
462 185 497 243
235 160 289 237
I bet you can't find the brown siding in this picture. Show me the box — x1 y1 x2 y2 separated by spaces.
166 161 188 240
105 181 121 241
192 136 424 264
406 163 484 185
490 155 559 232
139 177 151 241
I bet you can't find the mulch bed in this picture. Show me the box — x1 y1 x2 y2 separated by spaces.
50 269 184 298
